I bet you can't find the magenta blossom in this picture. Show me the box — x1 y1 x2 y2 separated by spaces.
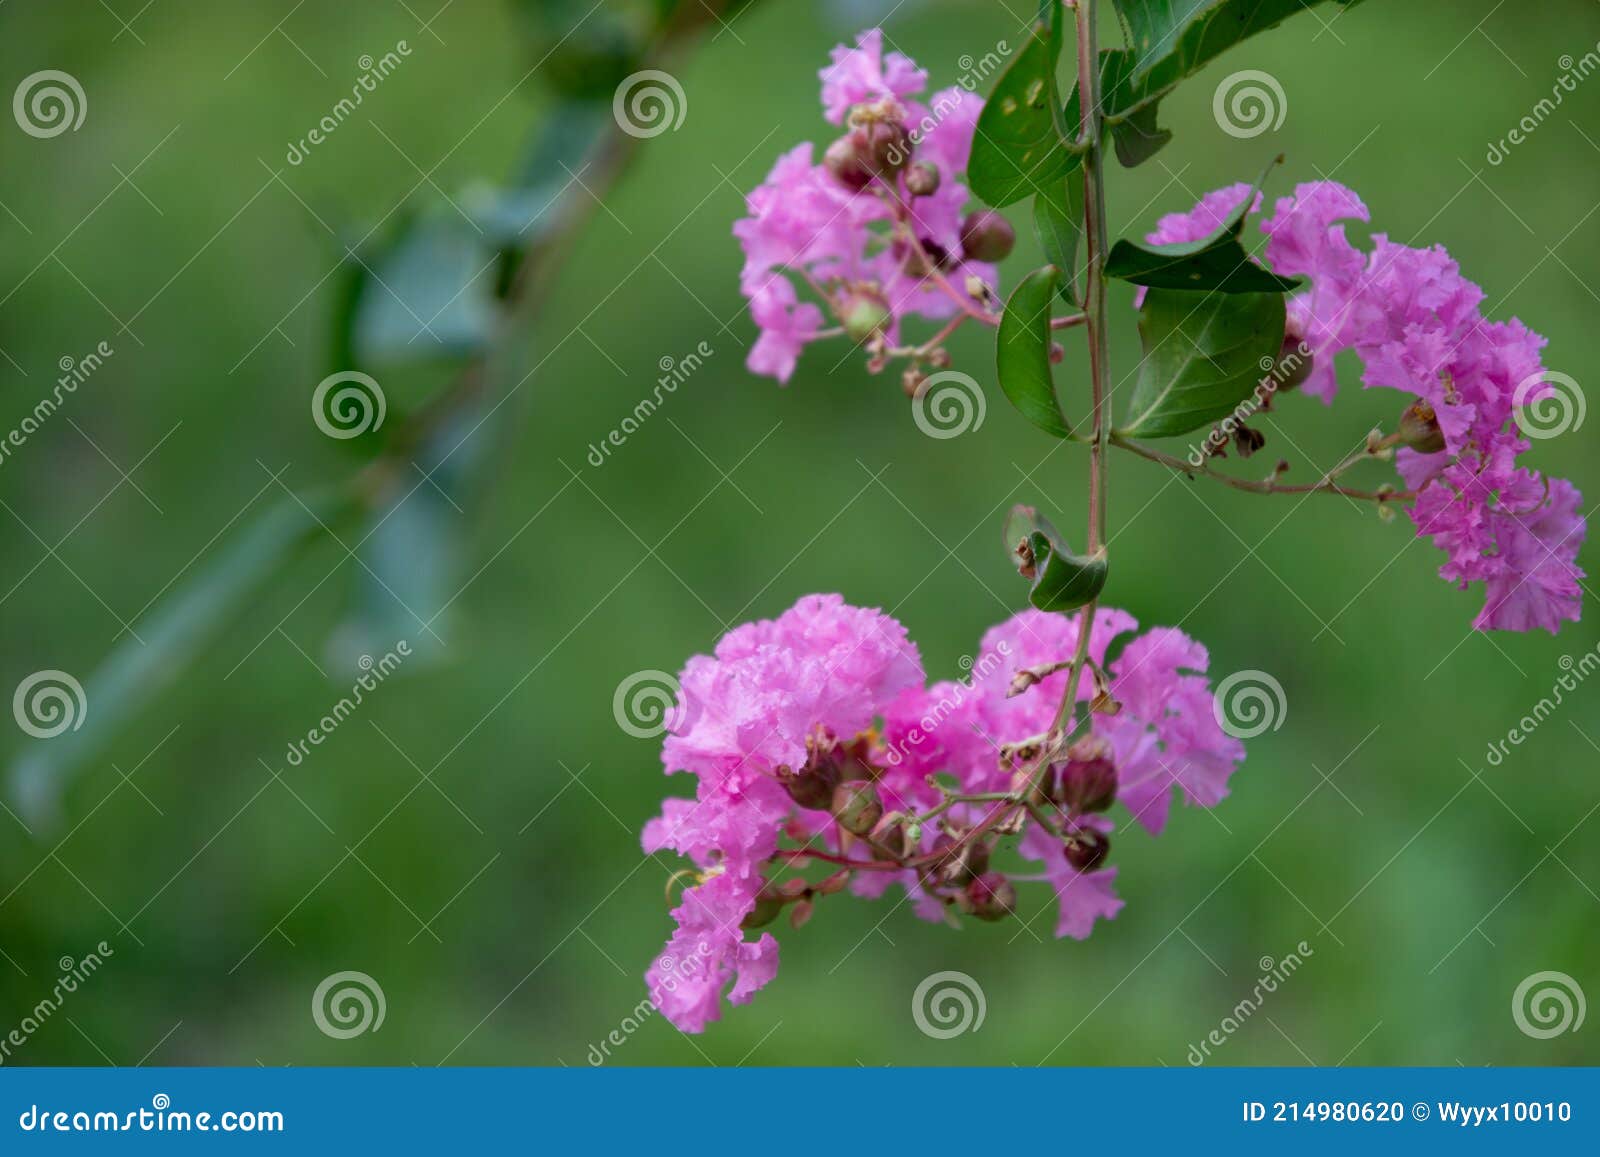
1149 180 1584 633
734 30 1002 385
643 597 1243 1030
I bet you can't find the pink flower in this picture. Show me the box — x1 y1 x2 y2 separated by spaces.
746 277 823 383
643 594 923 1031
735 33 993 384
1232 179 1586 633
819 28 928 124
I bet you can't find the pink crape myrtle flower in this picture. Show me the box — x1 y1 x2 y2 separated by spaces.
641 594 923 1032
883 608 1242 940
1151 180 1585 633
642 595 1245 1029
734 30 1003 385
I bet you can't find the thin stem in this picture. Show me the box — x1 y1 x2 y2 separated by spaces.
1051 0 1112 744
1109 434 1415 504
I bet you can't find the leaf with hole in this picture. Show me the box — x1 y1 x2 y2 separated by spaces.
969 4 1079 208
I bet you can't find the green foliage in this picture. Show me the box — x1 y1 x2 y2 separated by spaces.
1033 173 1085 305
1105 166 1301 294
1005 506 1108 613
1117 287 1286 438
1103 0 1367 165
967 4 1079 209
996 266 1073 439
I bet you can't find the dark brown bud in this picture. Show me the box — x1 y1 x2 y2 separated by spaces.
962 872 1017 922
779 758 841 811
830 781 883 837
1052 734 1117 814
823 135 874 191
959 210 1016 263
900 238 952 279
905 162 941 197
852 119 911 180
902 368 926 398
1063 827 1110 873
1232 423 1266 459
1398 400 1446 454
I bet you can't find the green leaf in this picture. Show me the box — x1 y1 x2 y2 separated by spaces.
1033 173 1085 306
969 5 1079 209
1102 0 1365 165
1117 287 1285 438
354 212 498 365
1104 167 1301 294
996 266 1072 439
6 489 359 829
1005 506 1108 613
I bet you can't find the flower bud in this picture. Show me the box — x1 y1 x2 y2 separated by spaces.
904 162 941 197
831 781 883 837
1052 734 1117 814
741 893 785 930
1267 338 1314 393
1062 828 1110 873
823 135 874 191
839 289 891 344
960 210 1016 263
851 118 911 180
962 872 1017 922
902 368 926 398
900 239 952 279
778 758 841 811
1398 400 1446 454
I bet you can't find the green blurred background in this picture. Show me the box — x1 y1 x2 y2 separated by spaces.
1 0 1596 1066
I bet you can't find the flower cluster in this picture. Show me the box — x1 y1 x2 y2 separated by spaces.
1152 180 1586 633
734 30 1009 384
641 594 1243 1032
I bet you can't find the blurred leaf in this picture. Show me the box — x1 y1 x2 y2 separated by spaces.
969 3 1079 209
327 405 484 673
996 265 1072 439
1105 165 1300 294
7 489 358 829
353 213 498 365
1006 506 1107 613
1117 287 1285 438
1033 172 1084 305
